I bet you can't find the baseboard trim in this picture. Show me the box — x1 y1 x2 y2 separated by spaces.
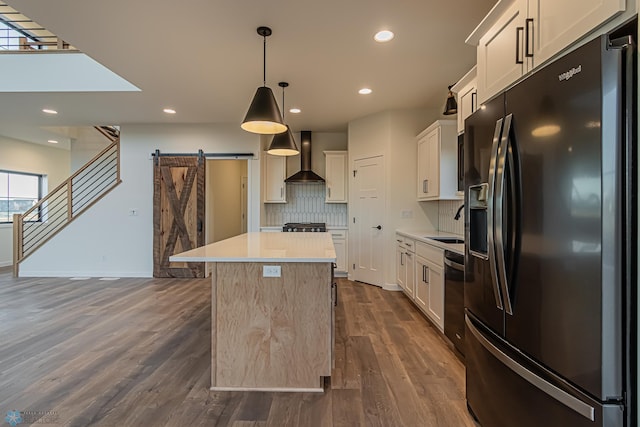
383 283 403 292
16 270 152 278
210 386 324 393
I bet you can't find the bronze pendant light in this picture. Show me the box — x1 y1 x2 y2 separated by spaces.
443 84 458 115
268 82 299 156
241 27 287 134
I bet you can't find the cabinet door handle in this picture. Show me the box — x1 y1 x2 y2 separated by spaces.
471 91 477 112
400 252 404 266
280 187 284 198
423 179 429 193
516 27 524 64
525 18 534 58
425 266 430 284
328 187 331 198
422 265 426 282
332 282 338 307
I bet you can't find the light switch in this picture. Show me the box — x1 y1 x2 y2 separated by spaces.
263 265 281 277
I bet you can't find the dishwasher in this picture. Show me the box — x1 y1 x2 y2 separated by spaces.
444 249 465 356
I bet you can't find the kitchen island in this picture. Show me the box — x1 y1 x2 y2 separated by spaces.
170 232 336 392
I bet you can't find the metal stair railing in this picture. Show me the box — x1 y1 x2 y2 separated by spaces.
0 2 76 51
13 139 121 276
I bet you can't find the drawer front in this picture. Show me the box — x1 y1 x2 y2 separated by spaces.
330 230 347 240
416 241 443 265
402 238 415 252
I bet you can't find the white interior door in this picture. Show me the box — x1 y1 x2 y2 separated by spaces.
352 156 384 286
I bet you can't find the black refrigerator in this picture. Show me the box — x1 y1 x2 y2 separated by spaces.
464 31 636 427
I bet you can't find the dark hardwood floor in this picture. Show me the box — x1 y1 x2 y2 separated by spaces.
0 269 476 426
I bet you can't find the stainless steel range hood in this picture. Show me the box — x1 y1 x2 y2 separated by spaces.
285 130 325 183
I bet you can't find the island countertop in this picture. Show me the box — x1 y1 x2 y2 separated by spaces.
169 231 337 263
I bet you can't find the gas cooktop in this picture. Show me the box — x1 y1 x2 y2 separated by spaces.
283 222 327 232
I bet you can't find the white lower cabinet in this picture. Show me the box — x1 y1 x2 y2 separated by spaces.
398 236 446 333
416 241 445 332
405 250 415 299
395 234 415 298
414 257 429 313
396 244 405 289
425 259 444 331
330 229 348 274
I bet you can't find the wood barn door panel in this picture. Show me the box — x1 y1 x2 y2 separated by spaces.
153 156 205 278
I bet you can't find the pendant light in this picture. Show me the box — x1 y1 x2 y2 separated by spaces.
241 27 287 135
268 82 299 156
443 84 458 115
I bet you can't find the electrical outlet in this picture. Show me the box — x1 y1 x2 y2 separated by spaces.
401 210 413 219
263 265 281 277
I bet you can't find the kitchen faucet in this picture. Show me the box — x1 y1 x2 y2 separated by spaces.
454 204 464 221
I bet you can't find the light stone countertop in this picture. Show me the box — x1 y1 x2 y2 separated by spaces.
396 229 464 256
170 232 337 263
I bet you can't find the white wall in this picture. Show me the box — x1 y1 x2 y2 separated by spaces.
20 123 261 277
70 127 113 171
0 136 70 267
348 108 442 288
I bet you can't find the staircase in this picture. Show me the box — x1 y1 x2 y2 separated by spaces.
13 127 121 276
0 2 76 51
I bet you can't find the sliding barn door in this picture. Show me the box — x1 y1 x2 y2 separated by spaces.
153 155 205 278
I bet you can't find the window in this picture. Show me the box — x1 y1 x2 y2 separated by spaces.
0 170 43 223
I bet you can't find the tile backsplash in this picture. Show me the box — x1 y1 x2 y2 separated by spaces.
438 200 464 236
264 184 348 226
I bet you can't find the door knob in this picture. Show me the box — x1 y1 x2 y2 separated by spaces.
372 225 382 230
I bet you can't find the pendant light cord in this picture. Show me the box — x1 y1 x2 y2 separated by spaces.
263 35 267 87
281 87 286 121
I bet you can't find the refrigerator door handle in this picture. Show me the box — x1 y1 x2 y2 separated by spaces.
465 315 596 421
495 114 514 315
487 118 504 310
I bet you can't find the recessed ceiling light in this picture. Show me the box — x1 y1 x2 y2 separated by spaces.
163 108 176 114
47 140 58 144
359 88 372 95
42 108 58 114
374 30 394 42
289 108 301 114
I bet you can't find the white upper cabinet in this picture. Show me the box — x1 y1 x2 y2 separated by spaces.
528 0 625 66
476 0 530 103
416 120 459 201
452 66 478 134
263 152 287 203
468 0 626 103
324 151 348 203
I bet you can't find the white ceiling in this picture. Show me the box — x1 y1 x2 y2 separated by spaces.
1 0 495 132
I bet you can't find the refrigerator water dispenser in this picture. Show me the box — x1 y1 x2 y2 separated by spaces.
469 183 488 259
